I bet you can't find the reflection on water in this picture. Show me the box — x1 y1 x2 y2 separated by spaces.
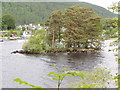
1 39 118 88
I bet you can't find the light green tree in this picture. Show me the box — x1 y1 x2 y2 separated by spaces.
22 28 47 52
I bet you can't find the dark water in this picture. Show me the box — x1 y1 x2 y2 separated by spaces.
1 39 118 88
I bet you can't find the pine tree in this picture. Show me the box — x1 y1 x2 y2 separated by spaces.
63 6 102 49
46 5 103 50
45 10 63 48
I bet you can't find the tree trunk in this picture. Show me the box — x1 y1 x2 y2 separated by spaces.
58 27 61 44
52 30 55 47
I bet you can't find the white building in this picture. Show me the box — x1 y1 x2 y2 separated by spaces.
16 25 22 30
23 30 32 37
16 24 43 31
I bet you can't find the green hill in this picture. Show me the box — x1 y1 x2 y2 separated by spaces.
2 2 116 25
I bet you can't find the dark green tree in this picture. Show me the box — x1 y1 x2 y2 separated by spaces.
46 5 103 50
45 10 63 48
62 6 102 49
2 14 15 30
23 5 103 52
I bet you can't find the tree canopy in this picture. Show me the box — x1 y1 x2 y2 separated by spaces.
2 2 116 25
23 5 103 52
46 5 102 49
2 14 15 30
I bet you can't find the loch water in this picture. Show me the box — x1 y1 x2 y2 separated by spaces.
1 39 118 88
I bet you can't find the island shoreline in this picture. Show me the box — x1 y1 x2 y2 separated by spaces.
11 49 102 55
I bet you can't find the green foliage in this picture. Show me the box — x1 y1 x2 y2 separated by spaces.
22 28 48 52
46 10 64 47
0 30 23 37
48 64 72 89
110 32 119 89
48 64 112 88
22 5 104 52
46 5 103 50
2 14 15 30
11 30 23 36
81 83 105 88
64 6 102 49
102 18 118 38
22 27 26 31
13 66 113 88
108 2 118 13
2 2 116 25
113 75 120 88
13 78 42 88
66 68 112 88
108 31 119 88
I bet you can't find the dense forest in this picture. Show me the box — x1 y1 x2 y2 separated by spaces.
2 2 117 25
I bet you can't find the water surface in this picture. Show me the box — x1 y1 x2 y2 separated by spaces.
1 39 118 88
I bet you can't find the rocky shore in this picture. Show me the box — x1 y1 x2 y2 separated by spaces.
11 49 101 55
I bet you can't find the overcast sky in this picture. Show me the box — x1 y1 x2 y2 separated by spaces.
79 0 119 9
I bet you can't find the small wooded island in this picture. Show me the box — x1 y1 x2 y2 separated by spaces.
11 5 117 55
2 2 118 88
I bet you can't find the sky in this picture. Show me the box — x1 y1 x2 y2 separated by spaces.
79 0 119 9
